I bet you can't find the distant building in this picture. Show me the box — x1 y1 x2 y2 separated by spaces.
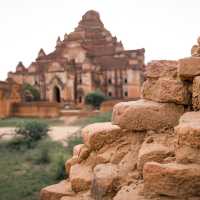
8 10 145 105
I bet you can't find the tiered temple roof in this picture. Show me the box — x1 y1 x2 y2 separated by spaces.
11 10 144 75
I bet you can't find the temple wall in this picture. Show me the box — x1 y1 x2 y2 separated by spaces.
65 76 75 101
125 70 142 98
45 72 66 85
24 74 36 85
0 99 12 118
77 72 93 101
0 82 22 118
62 46 86 63
8 73 37 86
8 73 24 84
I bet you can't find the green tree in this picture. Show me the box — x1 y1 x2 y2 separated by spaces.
85 90 108 109
23 83 40 101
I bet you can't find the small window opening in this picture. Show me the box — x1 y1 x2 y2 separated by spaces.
124 91 128 97
124 78 128 84
108 92 112 97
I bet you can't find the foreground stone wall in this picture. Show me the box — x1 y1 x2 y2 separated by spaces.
40 37 200 200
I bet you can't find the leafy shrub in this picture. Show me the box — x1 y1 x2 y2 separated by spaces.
53 154 67 180
85 90 108 109
15 120 49 142
4 137 28 151
22 84 40 102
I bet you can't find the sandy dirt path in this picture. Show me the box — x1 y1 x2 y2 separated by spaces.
48 126 81 145
0 125 81 145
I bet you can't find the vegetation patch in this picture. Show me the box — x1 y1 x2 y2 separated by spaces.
75 111 112 127
0 112 112 200
85 90 109 109
15 120 49 142
0 137 76 200
22 84 41 102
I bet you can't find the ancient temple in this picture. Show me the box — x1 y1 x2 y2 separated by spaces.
8 10 145 105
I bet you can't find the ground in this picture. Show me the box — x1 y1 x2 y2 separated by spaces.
0 112 112 200
0 116 80 144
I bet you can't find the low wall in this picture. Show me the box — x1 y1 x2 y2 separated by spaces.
0 100 12 118
12 102 60 118
60 109 99 117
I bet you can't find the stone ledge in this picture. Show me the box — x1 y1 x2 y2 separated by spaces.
178 57 200 80
82 122 121 151
112 100 184 131
40 180 75 200
142 78 189 105
143 162 200 197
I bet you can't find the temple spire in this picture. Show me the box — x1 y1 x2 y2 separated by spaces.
64 33 68 40
56 36 62 47
16 61 25 72
16 61 24 68
37 48 46 58
75 10 104 32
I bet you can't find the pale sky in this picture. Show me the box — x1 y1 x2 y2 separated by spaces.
0 0 199 80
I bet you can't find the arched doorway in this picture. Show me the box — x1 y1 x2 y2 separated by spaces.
53 86 61 103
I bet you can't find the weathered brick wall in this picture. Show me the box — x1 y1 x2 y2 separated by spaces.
12 102 60 118
0 81 21 118
0 99 12 118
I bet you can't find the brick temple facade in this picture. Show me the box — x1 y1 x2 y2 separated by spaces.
8 10 145 105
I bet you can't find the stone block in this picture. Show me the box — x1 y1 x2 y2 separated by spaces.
175 123 200 149
72 144 90 162
193 76 200 110
112 100 184 131
92 163 119 199
137 142 172 173
82 122 121 151
143 162 200 197
65 156 79 174
178 57 200 80
60 192 94 200
175 122 200 164
40 180 74 200
179 111 200 124
113 184 145 200
69 164 93 193
142 78 189 104
145 60 178 79
73 144 84 157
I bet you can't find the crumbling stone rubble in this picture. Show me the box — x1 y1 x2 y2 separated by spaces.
40 37 200 200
